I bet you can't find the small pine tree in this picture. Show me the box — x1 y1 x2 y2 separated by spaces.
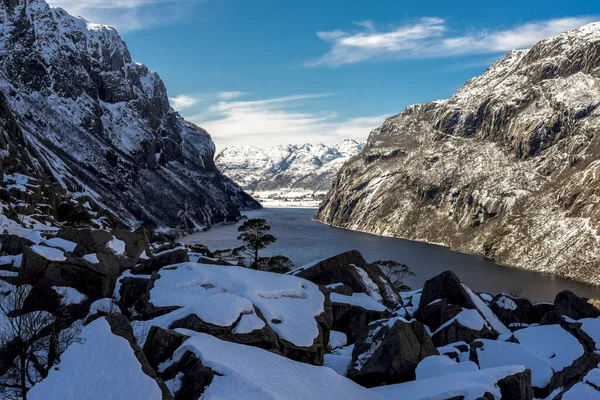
373 260 415 292
237 219 276 268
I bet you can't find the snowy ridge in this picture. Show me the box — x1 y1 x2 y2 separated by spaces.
0 0 258 229
216 140 364 201
317 21 600 285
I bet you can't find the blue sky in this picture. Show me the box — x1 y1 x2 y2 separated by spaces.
49 0 598 150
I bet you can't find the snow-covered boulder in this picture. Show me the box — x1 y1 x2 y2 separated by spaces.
371 365 532 400
514 324 597 396
554 290 600 320
471 339 554 396
159 332 380 400
431 309 496 347
415 355 478 380
135 263 331 365
28 315 171 400
489 294 534 327
347 317 438 387
135 247 189 274
20 246 121 298
417 271 510 338
290 250 400 308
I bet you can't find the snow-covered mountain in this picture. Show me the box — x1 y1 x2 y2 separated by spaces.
317 22 600 285
0 0 258 231
216 140 364 201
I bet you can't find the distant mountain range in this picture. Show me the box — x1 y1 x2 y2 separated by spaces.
216 140 364 202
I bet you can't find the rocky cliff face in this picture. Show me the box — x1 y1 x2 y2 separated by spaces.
216 140 364 195
317 22 600 285
0 0 258 230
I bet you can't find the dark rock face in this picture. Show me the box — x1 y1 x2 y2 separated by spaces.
161 351 215 400
531 302 555 324
316 23 600 286
554 290 600 320
431 313 496 347
0 234 33 255
135 249 190 274
292 250 400 308
168 311 282 356
414 299 462 332
0 0 258 230
496 369 534 400
489 294 534 326
143 326 189 370
418 271 475 311
20 246 120 298
117 276 151 313
347 318 438 387
331 301 388 343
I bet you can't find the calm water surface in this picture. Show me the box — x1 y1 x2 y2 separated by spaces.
182 208 600 302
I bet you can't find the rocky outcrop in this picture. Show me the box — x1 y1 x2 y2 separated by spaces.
0 0 258 231
554 290 600 320
330 301 388 343
292 250 400 308
490 294 534 326
347 317 438 387
316 23 600 285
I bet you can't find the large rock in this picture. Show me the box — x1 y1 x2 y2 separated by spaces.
554 290 600 320
431 309 496 347
136 263 331 365
20 246 121 298
531 302 555 324
135 248 189 274
143 326 190 370
0 234 34 255
414 298 462 332
347 317 438 387
292 250 400 308
115 274 151 314
418 271 475 311
160 350 215 399
489 294 534 326
55 229 113 257
331 301 388 344
496 369 534 400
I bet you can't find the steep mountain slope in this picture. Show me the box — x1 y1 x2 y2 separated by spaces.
0 0 258 230
216 140 364 196
317 22 600 285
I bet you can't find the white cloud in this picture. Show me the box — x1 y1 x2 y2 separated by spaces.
184 94 388 150
217 91 249 100
310 16 598 66
169 95 201 111
48 0 201 32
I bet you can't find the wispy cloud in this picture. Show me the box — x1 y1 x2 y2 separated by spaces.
169 94 202 111
48 0 202 32
183 93 387 149
217 91 249 100
309 16 597 66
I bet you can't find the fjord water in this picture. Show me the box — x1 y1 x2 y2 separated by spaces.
182 208 600 302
